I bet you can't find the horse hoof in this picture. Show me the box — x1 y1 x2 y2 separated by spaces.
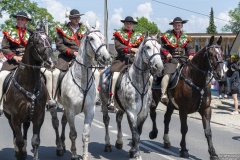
115 141 123 150
56 148 64 157
163 142 171 148
210 155 220 160
82 154 89 160
180 149 189 158
129 150 139 159
104 144 112 152
149 130 158 139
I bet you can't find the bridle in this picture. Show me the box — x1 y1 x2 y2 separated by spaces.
85 30 107 61
19 31 53 69
133 38 161 71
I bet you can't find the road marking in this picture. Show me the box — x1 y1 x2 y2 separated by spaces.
140 144 174 160
141 141 195 160
110 130 129 137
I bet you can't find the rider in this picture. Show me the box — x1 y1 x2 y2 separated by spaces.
160 17 195 102
107 16 144 107
0 11 32 115
43 9 85 106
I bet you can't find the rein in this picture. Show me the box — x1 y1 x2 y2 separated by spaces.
179 45 221 111
70 29 106 113
128 38 161 115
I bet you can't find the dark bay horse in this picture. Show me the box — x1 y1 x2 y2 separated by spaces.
149 36 223 160
3 29 56 160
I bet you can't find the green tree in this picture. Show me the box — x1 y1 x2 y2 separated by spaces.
0 0 62 42
222 2 240 33
134 17 159 34
206 7 217 34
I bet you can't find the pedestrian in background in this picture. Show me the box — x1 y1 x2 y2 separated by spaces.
226 55 236 94
218 59 228 99
229 63 239 115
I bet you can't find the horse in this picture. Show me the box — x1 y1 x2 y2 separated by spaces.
2 29 56 160
99 31 164 160
149 36 223 160
49 20 110 160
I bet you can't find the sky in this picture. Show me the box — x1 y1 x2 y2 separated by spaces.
0 0 239 43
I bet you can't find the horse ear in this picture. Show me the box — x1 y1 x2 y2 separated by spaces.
144 30 149 39
95 20 100 30
209 35 214 46
85 21 91 31
217 36 222 45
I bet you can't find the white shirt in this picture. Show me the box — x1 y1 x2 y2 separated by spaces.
69 24 79 34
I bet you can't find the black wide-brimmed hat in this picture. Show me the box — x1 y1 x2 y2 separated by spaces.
69 9 84 18
121 16 138 24
169 17 188 25
12 11 31 21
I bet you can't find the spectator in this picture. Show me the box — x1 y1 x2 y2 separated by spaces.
218 60 228 99
0 49 7 70
229 63 239 115
226 55 236 94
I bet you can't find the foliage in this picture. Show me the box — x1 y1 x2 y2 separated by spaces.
0 0 62 42
119 17 160 34
206 7 217 34
222 2 240 33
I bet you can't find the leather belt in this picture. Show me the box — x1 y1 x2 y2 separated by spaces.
174 51 183 55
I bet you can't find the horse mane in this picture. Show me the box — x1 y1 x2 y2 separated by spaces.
76 33 87 61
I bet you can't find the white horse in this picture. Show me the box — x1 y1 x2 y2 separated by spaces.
99 31 164 160
50 20 110 160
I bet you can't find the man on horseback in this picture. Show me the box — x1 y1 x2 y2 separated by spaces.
159 17 195 102
107 16 144 108
0 11 32 115
43 9 85 107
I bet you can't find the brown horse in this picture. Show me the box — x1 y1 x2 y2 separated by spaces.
149 36 223 160
2 29 56 160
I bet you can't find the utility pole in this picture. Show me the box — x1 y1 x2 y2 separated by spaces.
45 15 48 35
104 0 108 50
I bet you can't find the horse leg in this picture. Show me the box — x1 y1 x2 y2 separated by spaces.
115 110 124 149
199 107 219 160
11 119 25 160
49 106 64 156
31 117 44 160
22 122 30 158
126 112 141 160
163 105 174 148
61 110 67 152
179 112 189 158
66 111 79 160
102 103 112 152
149 93 159 139
82 108 94 160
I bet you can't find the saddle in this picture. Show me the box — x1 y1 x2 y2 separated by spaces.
3 71 14 95
151 64 184 90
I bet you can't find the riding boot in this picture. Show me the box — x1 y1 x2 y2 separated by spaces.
41 68 60 109
0 70 11 116
161 74 170 103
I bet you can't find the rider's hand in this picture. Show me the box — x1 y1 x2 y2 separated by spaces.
188 55 194 60
131 48 138 54
13 56 22 63
73 52 78 57
166 53 172 60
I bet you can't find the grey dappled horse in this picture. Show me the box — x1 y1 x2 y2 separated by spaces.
99 32 164 160
50 20 110 160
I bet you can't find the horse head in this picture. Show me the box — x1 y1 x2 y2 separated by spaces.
26 28 56 69
205 35 224 80
84 20 111 66
137 31 163 76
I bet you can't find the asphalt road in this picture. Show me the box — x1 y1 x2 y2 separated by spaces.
0 104 239 160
